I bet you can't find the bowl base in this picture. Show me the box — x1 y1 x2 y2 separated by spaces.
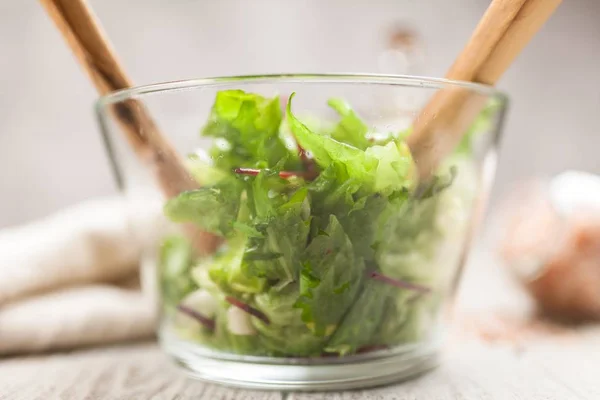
161 332 440 391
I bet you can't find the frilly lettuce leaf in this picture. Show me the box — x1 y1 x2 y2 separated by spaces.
247 169 287 220
245 187 311 285
159 235 196 308
327 98 370 150
252 285 326 356
207 196 267 294
365 140 417 194
338 194 388 261
456 98 502 155
287 93 378 188
191 258 221 296
375 292 442 346
202 89 299 170
163 179 243 237
287 93 416 196
324 280 393 355
210 306 264 355
307 167 387 261
208 233 267 294
186 153 228 186
294 216 365 337
375 166 458 283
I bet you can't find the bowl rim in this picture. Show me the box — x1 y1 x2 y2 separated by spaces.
96 73 509 107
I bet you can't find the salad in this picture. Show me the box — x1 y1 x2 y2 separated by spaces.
158 89 491 357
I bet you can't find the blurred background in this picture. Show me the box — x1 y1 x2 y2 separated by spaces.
0 0 599 228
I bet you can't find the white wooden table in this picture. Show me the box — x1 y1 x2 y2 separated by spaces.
1 247 598 399
1 334 599 400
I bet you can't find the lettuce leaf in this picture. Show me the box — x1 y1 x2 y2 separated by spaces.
287 93 416 196
338 194 388 261
208 233 267 294
365 140 417 194
163 180 243 237
327 98 370 150
207 194 267 294
247 169 287 221
210 305 265 355
307 168 387 261
159 235 196 308
202 90 299 170
287 93 378 189
376 292 441 346
186 153 228 186
375 167 457 282
245 187 311 284
252 285 326 356
294 216 365 337
456 98 502 155
324 280 394 355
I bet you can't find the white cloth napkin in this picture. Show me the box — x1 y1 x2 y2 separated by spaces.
0 197 161 355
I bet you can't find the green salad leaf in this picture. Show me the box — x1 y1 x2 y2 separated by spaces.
207 196 267 294
324 280 393 355
247 169 286 220
294 216 365 337
373 165 459 285
252 285 326 356
456 98 502 155
208 233 267 294
186 154 228 186
338 193 388 261
365 140 417 194
287 93 416 196
376 292 442 346
327 98 370 150
202 90 299 170
163 179 243 237
287 93 378 189
210 306 264 355
246 190 311 285
159 235 196 308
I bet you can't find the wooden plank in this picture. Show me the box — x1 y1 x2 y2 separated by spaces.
289 341 590 400
0 342 281 400
518 327 600 400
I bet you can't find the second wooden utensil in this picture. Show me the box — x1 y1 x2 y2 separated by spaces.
407 0 562 178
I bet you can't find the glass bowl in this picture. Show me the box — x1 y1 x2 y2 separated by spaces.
96 74 507 391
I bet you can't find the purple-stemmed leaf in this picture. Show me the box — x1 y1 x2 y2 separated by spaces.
176 304 216 331
225 296 271 325
368 271 431 293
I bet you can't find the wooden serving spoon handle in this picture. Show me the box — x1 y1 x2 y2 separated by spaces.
40 0 221 254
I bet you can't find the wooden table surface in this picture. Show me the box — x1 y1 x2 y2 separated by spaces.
1 334 599 400
1 247 598 399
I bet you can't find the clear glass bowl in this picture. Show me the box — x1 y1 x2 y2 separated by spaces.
96 74 507 391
